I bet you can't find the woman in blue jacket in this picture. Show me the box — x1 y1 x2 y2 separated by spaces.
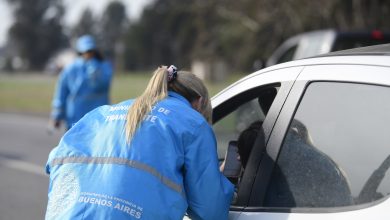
50 35 112 130
45 65 234 219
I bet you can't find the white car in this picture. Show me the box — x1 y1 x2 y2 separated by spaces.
211 44 390 219
265 29 390 67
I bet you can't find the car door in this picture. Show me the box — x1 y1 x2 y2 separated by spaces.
210 66 304 219
237 62 390 219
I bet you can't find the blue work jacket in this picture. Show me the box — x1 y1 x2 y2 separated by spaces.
51 57 112 129
46 92 234 220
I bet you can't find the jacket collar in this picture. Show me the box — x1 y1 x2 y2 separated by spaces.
168 91 191 107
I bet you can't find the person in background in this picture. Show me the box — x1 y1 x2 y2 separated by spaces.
50 35 112 130
45 65 234 220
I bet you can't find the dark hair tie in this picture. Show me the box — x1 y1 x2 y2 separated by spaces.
167 65 178 82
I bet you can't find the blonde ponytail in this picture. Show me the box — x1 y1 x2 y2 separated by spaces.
125 67 169 142
125 66 212 143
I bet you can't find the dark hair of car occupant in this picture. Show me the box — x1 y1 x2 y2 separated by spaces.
45 65 234 220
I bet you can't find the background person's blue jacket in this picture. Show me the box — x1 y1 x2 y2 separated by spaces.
51 57 112 129
46 92 234 220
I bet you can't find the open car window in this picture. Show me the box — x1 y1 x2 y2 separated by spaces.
213 85 279 193
214 98 265 159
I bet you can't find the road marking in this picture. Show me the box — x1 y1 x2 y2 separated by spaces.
0 158 47 177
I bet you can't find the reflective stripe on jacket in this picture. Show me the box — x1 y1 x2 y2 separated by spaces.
51 57 112 129
46 91 234 220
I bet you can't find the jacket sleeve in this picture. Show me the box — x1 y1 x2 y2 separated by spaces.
184 122 234 220
51 67 70 120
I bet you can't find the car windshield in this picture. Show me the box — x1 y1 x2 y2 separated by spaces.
332 35 390 51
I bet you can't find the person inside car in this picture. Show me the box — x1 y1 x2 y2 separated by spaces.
237 120 264 169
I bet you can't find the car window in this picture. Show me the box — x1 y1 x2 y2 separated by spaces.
264 82 390 208
214 87 278 159
275 45 297 64
214 100 263 158
213 86 279 201
332 35 390 52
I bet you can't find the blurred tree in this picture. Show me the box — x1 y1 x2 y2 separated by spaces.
123 0 390 72
330 0 390 29
124 0 178 70
97 1 128 70
6 0 67 70
124 0 216 70
72 8 96 39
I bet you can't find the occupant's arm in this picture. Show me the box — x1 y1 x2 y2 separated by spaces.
219 160 226 172
184 122 234 220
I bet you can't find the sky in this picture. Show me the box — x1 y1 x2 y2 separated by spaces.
0 0 155 46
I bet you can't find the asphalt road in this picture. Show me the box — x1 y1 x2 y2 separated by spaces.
0 113 63 220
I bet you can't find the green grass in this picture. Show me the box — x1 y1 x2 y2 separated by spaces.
0 74 56 115
0 72 243 115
